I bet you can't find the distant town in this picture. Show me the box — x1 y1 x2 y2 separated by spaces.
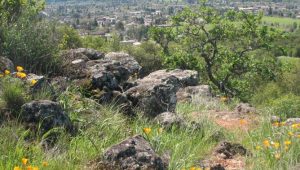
44 0 300 45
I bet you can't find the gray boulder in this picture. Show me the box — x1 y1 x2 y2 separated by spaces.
20 100 73 135
93 135 167 170
125 69 198 117
285 118 300 125
0 56 14 71
176 85 211 103
154 112 184 129
88 52 141 90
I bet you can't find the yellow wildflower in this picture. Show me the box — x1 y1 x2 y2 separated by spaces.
22 158 29 165
288 132 294 136
297 135 300 138
272 142 280 149
255 145 262 150
27 165 33 170
157 128 163 134
274 153 281 160
220 96 228 102
33 166 39 170
292 124 299 129
190 167 196 170
285 146 289 151
280 122 286 126
239 119 247 125
272 122 279 127
284 140 291 146
31 79 38 86
143 128 151 135
14 166 21 170
16 72 27 79
16 66 24 72
263 140 270 147
42 161 48 167
4 70 10 75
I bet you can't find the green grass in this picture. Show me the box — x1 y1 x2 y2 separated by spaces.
0 81 300 170
262 16 300 29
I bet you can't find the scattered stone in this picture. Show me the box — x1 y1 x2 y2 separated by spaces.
154 112 184 129
214 141 249 159
234 103 256 114
0 56 14 71
90 135 167 170
20 100 73 135
270 115 281 123
285 118 300 125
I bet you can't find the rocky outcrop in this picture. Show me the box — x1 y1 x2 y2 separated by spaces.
90 135 167 170
154 112 185 129
125 69 199 117
176 85 211 103
20 100 73 135
88 52 141 91
0 56 14 71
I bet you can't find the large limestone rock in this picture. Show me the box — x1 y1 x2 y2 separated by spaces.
20 100 73 135
138 69 199 87
125 69 199 117
88 52 141 90
90 135 167 170
0 56 14 71
59 50 141 92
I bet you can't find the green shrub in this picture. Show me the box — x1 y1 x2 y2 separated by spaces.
251 83 283 106
270 94 300 119
0 77 27 115
124 41 164 76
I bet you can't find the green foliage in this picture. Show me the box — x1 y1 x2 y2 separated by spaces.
0 77 27 114
81 35 107 52
124 41 164 76
58 26 82 50
2 18 61 73
150 4 283 100
271 94 300 119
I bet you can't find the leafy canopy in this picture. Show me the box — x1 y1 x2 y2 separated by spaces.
151 4 283 100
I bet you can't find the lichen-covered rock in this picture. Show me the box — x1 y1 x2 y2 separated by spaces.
88 52 141 90
176 85 211 103
125 69 198 117
125 76 178 117
285 118 300 125
139 69 199 88
214 141 249 159
73 48 105 60
90 135 167 170
234 103 256 114
0 56 14 71
20 100 73 135
154 112 184 129
98 90 134 116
